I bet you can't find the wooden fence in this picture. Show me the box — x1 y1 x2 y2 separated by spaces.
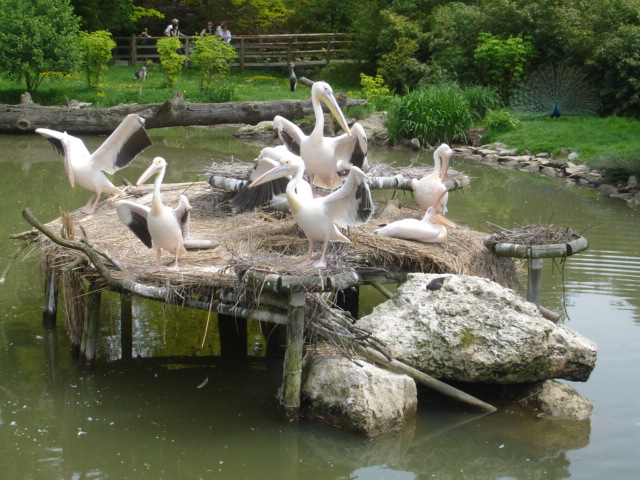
112 33 354 71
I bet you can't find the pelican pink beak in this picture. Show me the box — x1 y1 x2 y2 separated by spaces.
137 157 166 186
317 84 352 138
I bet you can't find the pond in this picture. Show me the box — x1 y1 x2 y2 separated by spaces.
0 126 638 479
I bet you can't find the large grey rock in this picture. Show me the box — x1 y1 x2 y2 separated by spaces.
357 112 389 146
356 274 597 384
302 354 417 437
521 380 593 420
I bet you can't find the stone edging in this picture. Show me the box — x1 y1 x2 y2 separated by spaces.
453 143 640 205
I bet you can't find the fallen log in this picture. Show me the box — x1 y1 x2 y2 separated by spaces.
1 91 366 135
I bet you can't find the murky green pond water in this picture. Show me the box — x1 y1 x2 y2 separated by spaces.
1 126 638 479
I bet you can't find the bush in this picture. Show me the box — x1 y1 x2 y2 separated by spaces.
591 155 640 182
462 85 501 119
157 37 186 88
484 109 521 132
359 74 394 111
387 83 473 145
79 30 116 88
190 35 236 93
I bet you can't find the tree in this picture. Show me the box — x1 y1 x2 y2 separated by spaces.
79 30 117 88
71 0 136 35
0 0 81 93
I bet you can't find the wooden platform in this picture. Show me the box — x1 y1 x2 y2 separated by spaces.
24 169 515 418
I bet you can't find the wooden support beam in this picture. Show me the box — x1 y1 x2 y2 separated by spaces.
527 258 544 306
42 267 58 324
82 281 102 366
281 292 306 420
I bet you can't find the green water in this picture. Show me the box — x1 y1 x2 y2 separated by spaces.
0 127 638 479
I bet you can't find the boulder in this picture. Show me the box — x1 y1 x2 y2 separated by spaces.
520 380 593 420
357 112 389 146
302 354 417 437
356 274 597 384
233 120 277 140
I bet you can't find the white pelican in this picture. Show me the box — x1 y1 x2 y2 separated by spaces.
249 155 374 268
375 205 456 243
116 157 191 273
36 114 152 215
273 81 368 190
412 143 452 215
229 145 299 214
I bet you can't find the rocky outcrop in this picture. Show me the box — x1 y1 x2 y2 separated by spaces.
455 143 640 205
302 354 417 437
519 380 593 420
356 273 597 384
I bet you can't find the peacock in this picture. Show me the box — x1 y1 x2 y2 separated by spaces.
510 63 600 119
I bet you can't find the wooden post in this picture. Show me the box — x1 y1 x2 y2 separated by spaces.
527 258 543 306
239 37 245 72
281 292 306 420
131 35 137 65
82 281 102 365
120 292 133 360
42 266 58 324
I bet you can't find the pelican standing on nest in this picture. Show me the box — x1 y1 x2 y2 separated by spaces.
116 157 191 273
376 190 455 243
412 143 453 215
273 81 368 190
248 155 373 268
36 114 152 215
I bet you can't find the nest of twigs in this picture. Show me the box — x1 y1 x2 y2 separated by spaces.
489 222 586 245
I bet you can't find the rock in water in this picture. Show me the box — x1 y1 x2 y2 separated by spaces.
302 354 417 437
356 273 597 384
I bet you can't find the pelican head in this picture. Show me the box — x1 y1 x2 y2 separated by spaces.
137 157 167 186
435 143 453 181
313 81 352 138
425 207 457 228
248 156 302 188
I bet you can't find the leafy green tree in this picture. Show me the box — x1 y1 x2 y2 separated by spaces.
157 37 186 87
190 35 237 92
474 33 535 101
71 0 136 35
79 30 117 88
0 0 81 93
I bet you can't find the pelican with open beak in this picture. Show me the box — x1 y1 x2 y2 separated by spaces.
412 143 452 215
248 155 374 268
36 114 152 215
273 81 368 190
116 157 191 273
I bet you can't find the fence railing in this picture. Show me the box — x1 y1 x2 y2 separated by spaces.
112 33 354 71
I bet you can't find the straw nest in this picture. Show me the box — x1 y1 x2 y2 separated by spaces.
36 172 517 293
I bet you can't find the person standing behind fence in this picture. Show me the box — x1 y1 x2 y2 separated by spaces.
218 22 231 43
200 21 215 37
164 19 186 38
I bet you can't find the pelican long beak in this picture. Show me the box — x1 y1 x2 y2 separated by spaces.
320 91 352 138
431 213 457 229
136 161 162 186
248 164 290 188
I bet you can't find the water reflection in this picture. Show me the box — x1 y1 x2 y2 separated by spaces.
0 129 639 479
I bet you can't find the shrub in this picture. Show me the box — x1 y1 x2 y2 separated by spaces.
387 83 473 145
190 35 237 93
484 109 521 132
360 74 394 111
156 37 186 88
462 85 501 119
79 30 116 88
591 155 640 182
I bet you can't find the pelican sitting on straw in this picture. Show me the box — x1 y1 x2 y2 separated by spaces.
273 81 368 190
248 155 374 268
376 190 455 243
36 114 152 215
116 157 191 273
412 143 452 215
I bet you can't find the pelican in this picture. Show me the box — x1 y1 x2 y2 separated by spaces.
289 62 297 92
273 81 368 190
412 143 453 215
376 190 455 243
228 145 298 214
116 157 191 273
248 155 374 268
36 114 152 215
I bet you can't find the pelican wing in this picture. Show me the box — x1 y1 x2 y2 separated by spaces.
323 167 374 229
273 116 304 157
335 122 368 171
229 153 289 213
91 114 152 174
35 128 90 188
116 200 152 248
173 195 192 240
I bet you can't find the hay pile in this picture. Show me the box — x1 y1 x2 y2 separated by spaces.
37 175 516 293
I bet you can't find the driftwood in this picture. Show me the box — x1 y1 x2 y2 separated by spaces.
1 90 366 135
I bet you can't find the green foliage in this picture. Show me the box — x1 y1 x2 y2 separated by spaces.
190 35 237 93
474 33 535 101
462 85 501 119
0 0 81 93
591 155 640 182
484 109 521 132
359 74 394 111
157 37 187 88
387 83 474 146
79 30 116 88
71 0 136 35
